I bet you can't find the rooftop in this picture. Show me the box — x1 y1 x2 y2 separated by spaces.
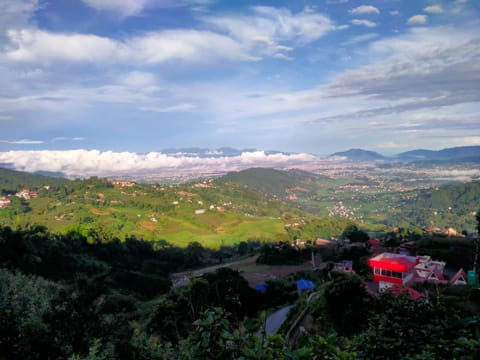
369 252 419 272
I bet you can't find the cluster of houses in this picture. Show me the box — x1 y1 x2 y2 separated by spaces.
108 179 135 188
289 233 476 300
16 188 38 200
1 188 39 208
368 252 473 298
0 197 11 208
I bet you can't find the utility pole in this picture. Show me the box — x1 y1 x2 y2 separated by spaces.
311 244 315 269
474 239 479 272
474 211 480 272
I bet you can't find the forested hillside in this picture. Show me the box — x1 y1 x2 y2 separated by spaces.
1 225 479 359
1 168 344 247
222 168 322 197
224 168 480 233
2 167 480 246
0 168 69 194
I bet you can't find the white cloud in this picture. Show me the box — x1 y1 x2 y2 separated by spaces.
390 10 399 16
81 0 213 16
82 0 149 16
0 149 318 178
4 6 333 66
298 26 480 133
349 5 380 15
428 169 480 182
121 71 158 88
276 45 294 52
0 0 39 33
140 103 196 112
351 19 377 27
0 139 44 144
342 33 378 45
5 28 249 64
202 6 333 49
424 5 444 14
52 137 86 142
273 53 294 60
81 0 178 16
407 15 427 25
128 30 251 63
6 29 126 63
463 136 480 145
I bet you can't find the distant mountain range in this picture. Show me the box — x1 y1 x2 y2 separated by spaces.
160 147 293 158
330 146 480 163
330 149 385 162
0 146 477 182
396 146 480 161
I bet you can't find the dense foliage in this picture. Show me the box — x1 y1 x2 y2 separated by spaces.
1 213 480 359
256 241 308 265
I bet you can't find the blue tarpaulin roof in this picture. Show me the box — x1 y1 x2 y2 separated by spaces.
297 279 314 292
254 283 267 293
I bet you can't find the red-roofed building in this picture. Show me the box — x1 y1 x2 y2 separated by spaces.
450 268 468 286
369 252 468 292
369 252 419 291
423 266 447 284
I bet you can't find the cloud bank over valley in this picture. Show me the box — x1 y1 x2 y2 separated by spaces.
0 149 319 180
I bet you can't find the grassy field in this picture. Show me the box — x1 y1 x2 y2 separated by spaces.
1 176 297 247
171 255 318 286
3 168 478 247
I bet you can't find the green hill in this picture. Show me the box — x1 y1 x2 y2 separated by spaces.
222 167 331 198
4 166 479 245
0 168 70 194
330 148 385 162
1 168 342 247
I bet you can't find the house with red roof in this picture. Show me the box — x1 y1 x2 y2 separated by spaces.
369 252 468 293
450 268 468 286
415 266 447 284
413 255 447 284
368 252 419 291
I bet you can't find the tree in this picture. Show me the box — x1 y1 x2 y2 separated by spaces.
313 271 372 335
237 241 249 256
342 224 369 243
185 241 205 267
257 242 304 265
351 292 480 359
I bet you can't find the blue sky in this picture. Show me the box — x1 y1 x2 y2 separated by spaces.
0 0 479 159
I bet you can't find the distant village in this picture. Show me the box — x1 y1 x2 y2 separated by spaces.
0 187 40 208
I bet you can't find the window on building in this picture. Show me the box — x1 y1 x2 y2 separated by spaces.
392 271 402 279
381 269 392 277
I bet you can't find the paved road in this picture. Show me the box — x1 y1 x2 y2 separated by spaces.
259 305 294 336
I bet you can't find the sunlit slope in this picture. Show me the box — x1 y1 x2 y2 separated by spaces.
1 169 305 246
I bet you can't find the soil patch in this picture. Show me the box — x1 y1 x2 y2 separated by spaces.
171 255 318 287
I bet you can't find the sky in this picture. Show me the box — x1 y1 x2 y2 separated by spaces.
0 0 479 176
